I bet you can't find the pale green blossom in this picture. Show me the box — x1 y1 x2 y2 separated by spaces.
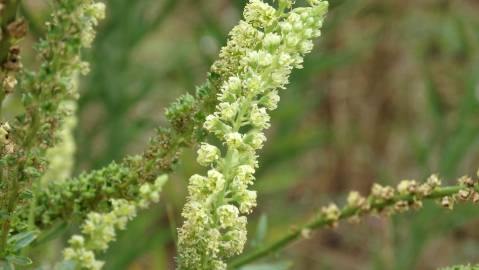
0 122 10 146
178 1 329 268
42 100 77 184
60 176 167 269
244 0 277 28
197 143 221 166
225 132 244 149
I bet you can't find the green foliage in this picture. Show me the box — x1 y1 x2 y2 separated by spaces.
76 0 179 169
0 0 105 263
16 71 221 232
440 264 479 270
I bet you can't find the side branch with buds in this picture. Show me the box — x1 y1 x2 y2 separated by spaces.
229 173 479 269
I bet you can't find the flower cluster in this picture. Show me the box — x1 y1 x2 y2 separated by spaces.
62 199 137 270
177 1 329 269
60 175 167 270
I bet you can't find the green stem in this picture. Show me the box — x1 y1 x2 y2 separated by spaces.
0 222 9 255
166 203 178 247
229 185 479 269
0 169 19 255
0 110 39 255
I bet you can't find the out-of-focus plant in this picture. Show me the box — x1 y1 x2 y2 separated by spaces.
439 264 479 270
1 0 105 268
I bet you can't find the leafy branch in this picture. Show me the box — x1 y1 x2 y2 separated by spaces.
18 73 221 230
1 0 105 265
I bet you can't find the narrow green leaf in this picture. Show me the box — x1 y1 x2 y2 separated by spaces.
34 222 68 246
20 189 33 200
6 255 32 266
55 260 76 270
251 214 268 247
8 231 37 251
0 210 9 221
0 261 15 270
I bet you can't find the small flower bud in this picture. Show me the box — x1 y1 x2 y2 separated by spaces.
472 192 479 203
79 61 91 75
225 132 243 148
457 189 471 201
285 34 300 47
207 169 225 186
260 90 281 110
263 33 281 48
204 115 230 136
299 40 314 54
235 165 255 184
245 73 265 94
69 235 85 247
2 75 17 92
90 3 106 21
244 131 267 150
217 205 240 229
0 122 11 145
280 21 293 33
347 191 366 209
197 143 221 166
321 203 340 222
458 175 474 187
301 228 311 239
238 190 257 214
441 196 454 210
412 200 423 210
245 50 273 67
371 183 395 200
427 174 441 188
250 105 270 129
394 201 409 213
244 0 277 28
217 102 238 121
397 180 417 195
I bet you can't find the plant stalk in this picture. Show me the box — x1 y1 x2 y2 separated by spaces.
229 184 479 269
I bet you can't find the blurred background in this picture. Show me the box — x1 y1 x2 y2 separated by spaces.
22 0 479 269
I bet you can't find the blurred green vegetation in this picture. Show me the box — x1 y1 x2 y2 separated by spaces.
23 0 479 269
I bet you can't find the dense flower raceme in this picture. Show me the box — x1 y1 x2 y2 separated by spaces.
58 175 168 270
177 1 329 269
41 90 78 184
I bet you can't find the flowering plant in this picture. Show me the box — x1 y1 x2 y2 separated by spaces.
0 0 477 269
